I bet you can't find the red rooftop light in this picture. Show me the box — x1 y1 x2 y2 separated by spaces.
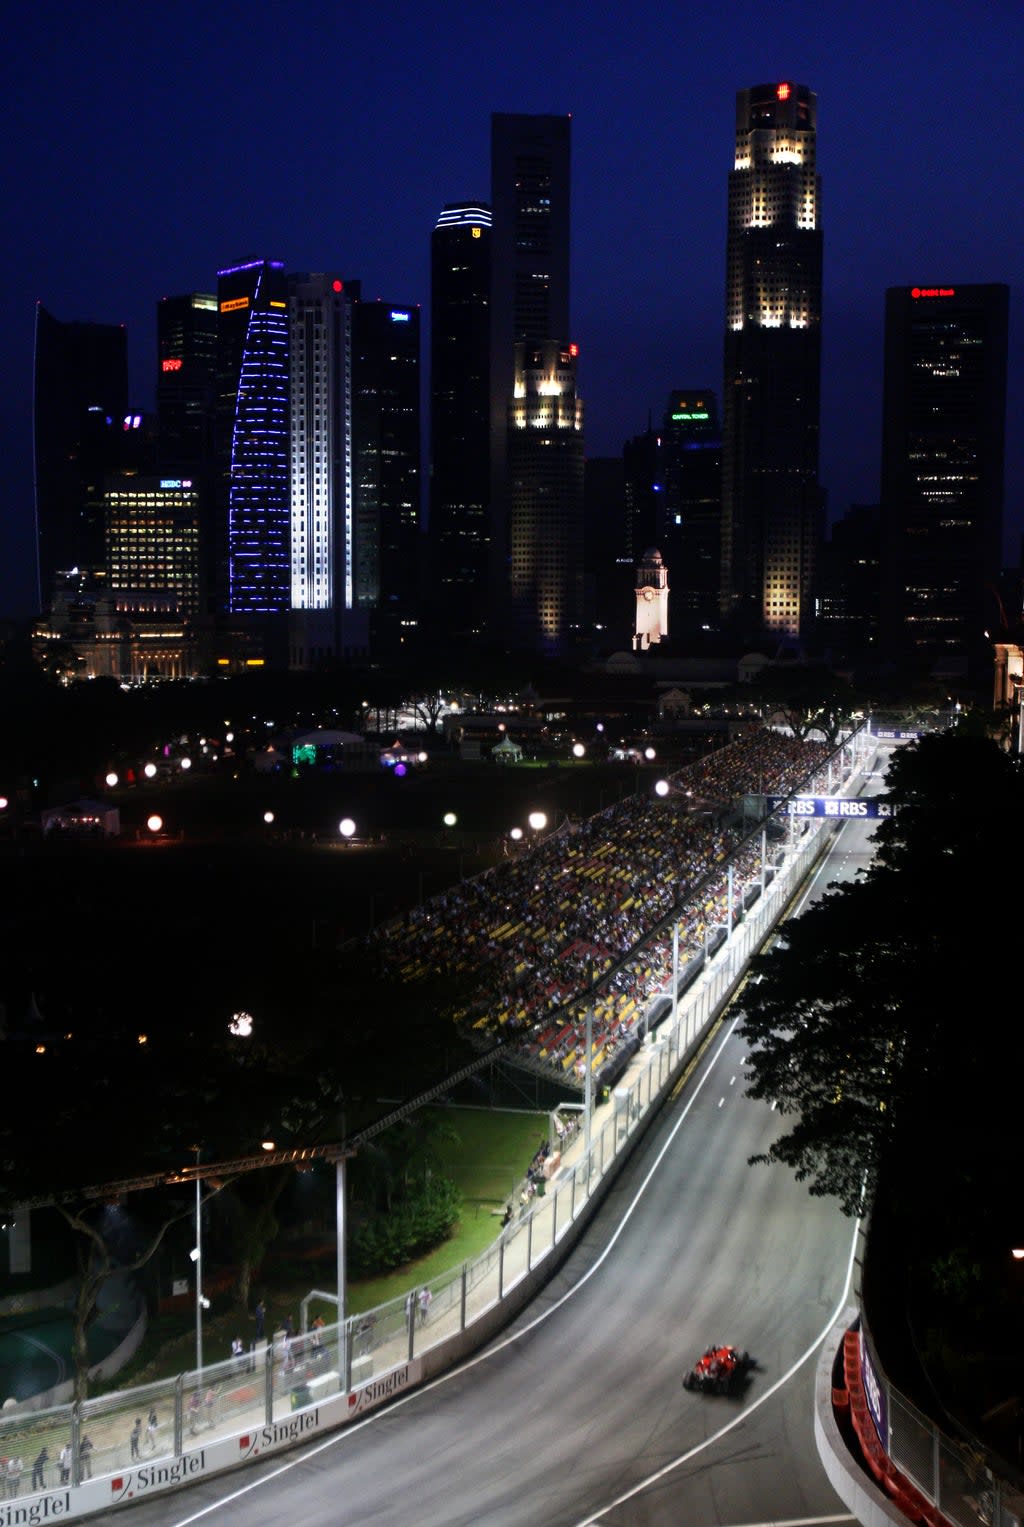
777 82 791 101
332 279 343 293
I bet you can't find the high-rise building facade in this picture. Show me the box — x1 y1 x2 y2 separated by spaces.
429 202 491 632
661 390 722 634
489 114 573 631
351 299 421 618
721 82 823 641
33 304 128 608
881 284 1009 661
157 293 218 477
104 474 201 620
287 273 353 668
215 259 290 616
508 340 584 653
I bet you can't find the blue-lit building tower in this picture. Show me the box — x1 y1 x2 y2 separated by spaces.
215 259 290 617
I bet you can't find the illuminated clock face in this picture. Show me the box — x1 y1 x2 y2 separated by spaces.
641 587 655 602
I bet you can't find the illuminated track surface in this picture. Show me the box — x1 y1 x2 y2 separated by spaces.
99 773 888 1527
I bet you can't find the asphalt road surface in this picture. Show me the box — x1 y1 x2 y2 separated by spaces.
102 762 888 1527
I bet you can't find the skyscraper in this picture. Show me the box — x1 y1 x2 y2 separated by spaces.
287 272 356 667
489 114 572 632
104 475 200 620
508 340 584 653
661 390 722 634
215 259 290 617
881 284 1009 663
33 304 128 608
429 202 491 633
351 299 421 620
157 293 218 477
721 82 823 642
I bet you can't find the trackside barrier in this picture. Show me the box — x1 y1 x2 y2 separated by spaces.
0 745 869 1519
838 1318 1017 1527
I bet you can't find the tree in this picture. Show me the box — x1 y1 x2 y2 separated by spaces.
748 664 860 747
741 732 1024 1217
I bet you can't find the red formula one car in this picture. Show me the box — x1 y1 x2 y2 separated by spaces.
682 1345 754 1395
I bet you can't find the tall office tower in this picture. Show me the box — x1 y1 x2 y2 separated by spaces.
583 456 630 635
351 299 421 620
508 340 584 654
429 202 492 634
215 259 290 616
288 273 364 668
490 114 572 627
817 503 881 657
623 426 662 565
104 474 201 620
157 293 218 475
33 304 128 608
661 390 722 634
881 284 1009 663
721 82 823 642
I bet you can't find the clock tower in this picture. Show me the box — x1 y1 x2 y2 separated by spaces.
633 547 669 651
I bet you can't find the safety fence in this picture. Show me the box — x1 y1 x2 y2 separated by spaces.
849 1319 1022 1527
0 740 866 1516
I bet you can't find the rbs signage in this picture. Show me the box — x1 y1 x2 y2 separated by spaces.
765 796 894 819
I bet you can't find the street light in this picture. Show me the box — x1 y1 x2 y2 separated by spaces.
339 817 356 839
509 826 523 842
572 743 585 759
193 1147 204 1374
263 811 275 825
143 763 157 779
528 811 547 832
105 772 118 788
443 812 458 828
654 779 670 798
146 815 163 834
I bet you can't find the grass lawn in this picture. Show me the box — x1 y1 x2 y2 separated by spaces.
95 1106 548 1393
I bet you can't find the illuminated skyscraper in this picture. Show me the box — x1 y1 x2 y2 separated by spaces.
508 340 584 654
287 273 356 667
104 474 200 620
429 202 491 631
215 259 290 616
721 82 822 641
881 284 1009 661
490 114 572 630
33 304 128 608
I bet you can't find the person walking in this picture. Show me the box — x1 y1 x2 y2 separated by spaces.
31 1448 47 1492
204 1387 216 1429
79 1435 93 1480
253 1301 266 1342
418 1286 432 1324
188 1390 202 1435
129 1419 142 1460
58 1443 71 1485
6 1457 22 1496
145 1409 158 1453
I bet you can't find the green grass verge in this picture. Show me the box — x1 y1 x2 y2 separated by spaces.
94 1106 548 1393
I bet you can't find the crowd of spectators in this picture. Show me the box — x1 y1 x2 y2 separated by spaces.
368 730 836 1088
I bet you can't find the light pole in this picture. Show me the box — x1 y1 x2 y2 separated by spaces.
190 1147 205 1375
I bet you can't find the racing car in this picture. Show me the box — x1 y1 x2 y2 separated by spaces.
682 1344 754 1395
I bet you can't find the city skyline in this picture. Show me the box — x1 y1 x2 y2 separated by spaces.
4 0 1022 621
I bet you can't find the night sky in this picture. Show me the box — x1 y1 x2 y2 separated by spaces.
4 0 1021 621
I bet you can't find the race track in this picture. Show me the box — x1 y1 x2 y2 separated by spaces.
96 774 886 1527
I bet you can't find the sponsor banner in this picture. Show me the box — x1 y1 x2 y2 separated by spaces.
347 1362 420 1417
0 1491 72 1525
872 728 920 741
50 1361 426 1518
859 1329 888 1448
765 796 895 819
